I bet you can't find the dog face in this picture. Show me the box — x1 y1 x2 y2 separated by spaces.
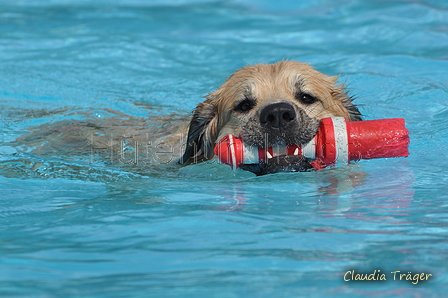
180 61 361 174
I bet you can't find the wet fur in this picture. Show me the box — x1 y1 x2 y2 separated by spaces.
180 61 361 167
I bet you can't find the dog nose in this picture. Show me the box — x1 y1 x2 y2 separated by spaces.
260 102 296 129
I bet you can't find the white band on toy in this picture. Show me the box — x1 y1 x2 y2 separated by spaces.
244 143 259 164
228 135 237 169
302 138 316 159
272 142 286 157
332 117 349 164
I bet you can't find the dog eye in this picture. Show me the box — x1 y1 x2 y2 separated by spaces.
234 99 254 113
296 92 319 105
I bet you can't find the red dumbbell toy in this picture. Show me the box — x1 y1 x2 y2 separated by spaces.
213 117 410 170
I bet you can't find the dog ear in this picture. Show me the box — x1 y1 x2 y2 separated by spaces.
340 94 362 121
326 78 362 121
178 98 219 164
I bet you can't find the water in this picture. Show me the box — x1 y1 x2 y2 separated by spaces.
1 0 448 297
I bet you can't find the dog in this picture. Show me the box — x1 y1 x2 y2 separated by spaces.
13 61 361 177
179 61 361 175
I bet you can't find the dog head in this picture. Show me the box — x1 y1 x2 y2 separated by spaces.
179 61 361 173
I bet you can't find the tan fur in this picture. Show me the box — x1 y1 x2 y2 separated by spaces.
215 62 350 135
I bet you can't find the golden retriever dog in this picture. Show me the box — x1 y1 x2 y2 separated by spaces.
179 61 361 175
14 61 361 177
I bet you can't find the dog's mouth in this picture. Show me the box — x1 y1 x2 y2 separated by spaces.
239 154 313 176
237 127 319 175
213 108 321 175
214 135 316 176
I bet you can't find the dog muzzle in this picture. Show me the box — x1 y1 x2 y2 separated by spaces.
213 117 410 171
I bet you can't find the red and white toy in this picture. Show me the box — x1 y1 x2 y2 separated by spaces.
213 117 410 170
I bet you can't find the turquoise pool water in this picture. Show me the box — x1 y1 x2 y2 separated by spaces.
1 0 448 297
